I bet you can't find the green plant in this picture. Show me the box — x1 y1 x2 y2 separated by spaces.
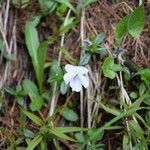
25 21 48 93
115 4 145 44
5 85 26 106
20 108 87 150
102 55 123 79
79 32 106 65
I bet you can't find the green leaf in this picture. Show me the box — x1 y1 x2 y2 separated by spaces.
60 81 68 95
79 53 91 65
98 102 120 116
89 102 141 141
102 56 122 79
26 134 43 150
37 42 48 92
88 128 104 141
48 128 76 142
130 92 138 99
20 108 43 126
0 38 4 52
95 32 105 44
52 127 87 133
127 5 145 37
111 64 123 72
137 69 150 81
143 95 150 106
103 70 116 79
60 107 79 122
23 129 35 138
22 79 39 99
115 16 129 44
75 133 86 143
139 83 146 96
48 60 63 83
55 0 76 14
38 0 58 13
59 17 76 35
145 111 150 126
29 96 44 111
102 56 114 69
129 120 145 142
123 135 130 150
25 21 39 67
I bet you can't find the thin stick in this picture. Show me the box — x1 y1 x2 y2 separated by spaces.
48 10 71 117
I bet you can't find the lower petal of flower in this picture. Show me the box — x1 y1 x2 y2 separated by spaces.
70 76 82 92
78 74 89 88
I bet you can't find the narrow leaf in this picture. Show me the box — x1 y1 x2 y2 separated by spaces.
20 108 43 126
26 134 43 150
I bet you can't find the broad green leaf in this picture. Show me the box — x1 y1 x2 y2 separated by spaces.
26 134 43 150
127 5 145 37
102 56 122 79
137 69 150 81
143 95 150 106
25 21 39 67
115 16 129 44
102 56 114 69
60 107 79 122
79 53 91 65
139 83 146 96
37 42 48 92
60 81 68 95
111 64 123 72
48 60 63 83
103 69 116 79
48 128 76 142
22 79 39 98
20 108 43 126
130 92 138 99
29 96 44 111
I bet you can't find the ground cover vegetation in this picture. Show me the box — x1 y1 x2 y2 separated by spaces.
0 0 150 149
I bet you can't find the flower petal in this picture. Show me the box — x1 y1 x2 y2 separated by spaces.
78 74 89 88
64 73 76 84
76 66 88 75
65 64 76 72
70 76 82 92
65 64 88 75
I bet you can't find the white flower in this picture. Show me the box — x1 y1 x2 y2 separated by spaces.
63 64 89 92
